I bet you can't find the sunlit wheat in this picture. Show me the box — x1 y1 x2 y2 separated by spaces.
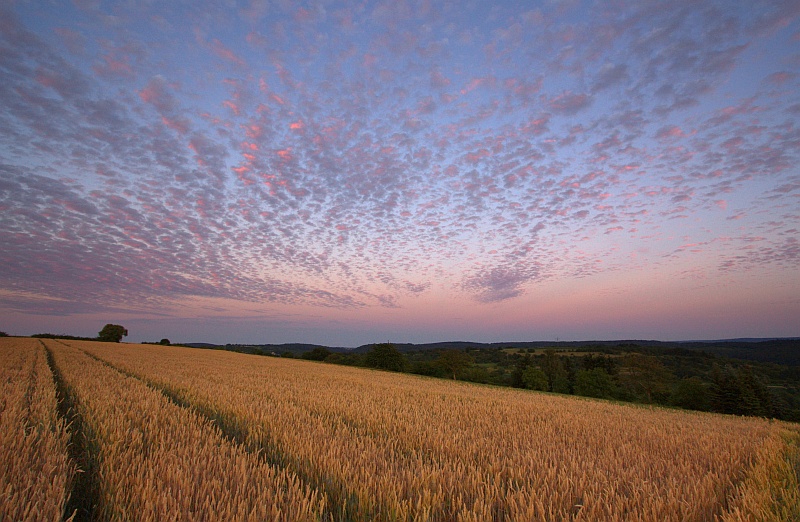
0 338 74 522
74 340 799 522
44 339 325 521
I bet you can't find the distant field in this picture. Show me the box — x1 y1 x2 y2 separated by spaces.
3 338 799 521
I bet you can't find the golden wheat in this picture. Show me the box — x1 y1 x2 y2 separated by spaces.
0 338 74 522
719 428 800 521
44 339 325 521
73 340 798 522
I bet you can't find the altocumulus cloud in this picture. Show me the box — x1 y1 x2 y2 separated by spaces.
0 1 798 343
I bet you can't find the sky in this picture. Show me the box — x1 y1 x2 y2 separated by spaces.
0 0 798 347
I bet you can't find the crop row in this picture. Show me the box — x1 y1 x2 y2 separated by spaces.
43 339 325 521
6 335 792 521
75 340 795 522
0 338 73 521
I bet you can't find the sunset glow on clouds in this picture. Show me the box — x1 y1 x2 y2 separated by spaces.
1 1 798 346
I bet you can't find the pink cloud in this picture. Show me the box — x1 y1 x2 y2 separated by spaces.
245 124 263 139
4 0 800 345
523 115 550 136
591 63 628 93
464 148 491 164
764 71 796 84
430 69 451 89
363 53 378 68
139 76 176 113
294 7 315 23
655 125 684 140
548 91 591 115
222 100 240 115
93 53 134 79
209 38 247 67
721 136 745 151
54 27 86 54
460 77 494 96
503 77 542 102
161 116 190 134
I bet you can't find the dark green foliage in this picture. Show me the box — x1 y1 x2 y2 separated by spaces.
281 351 295 358
410 360 448 378
710 365 746 414
510 354 532 388
581 354 617 375
327 352 364 366
0 331 8 337
436 350 473 379
617 354 674 403
301 347 333 361
322 352 343 364
575 368 616 399
542 350 572 393
159 338 171 345
522 366 548 391
671 377 710 411
144 337 800 421
364 343 407 372
461 365 491 384
32 333 95 341
709 364 775 417
563 357 577 393
97 324 128 343
680 339 800 366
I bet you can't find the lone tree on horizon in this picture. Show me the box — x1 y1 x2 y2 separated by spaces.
98 324 128 343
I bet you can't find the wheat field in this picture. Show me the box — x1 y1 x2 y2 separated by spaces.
44 339 324 521
0 338 73 521
1 337 798 521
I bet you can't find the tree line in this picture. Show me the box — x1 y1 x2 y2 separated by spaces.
30 324 129 343
283 343 798 422
19 326 792 422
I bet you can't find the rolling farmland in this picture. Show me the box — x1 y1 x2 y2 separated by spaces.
2 337 799 521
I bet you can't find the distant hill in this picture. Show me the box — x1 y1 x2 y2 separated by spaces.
171 337 800 422
350 339 800 366
675 339 800 366
181 342 350 355
350 340 661 354
684 337 800 343
180 338 800 366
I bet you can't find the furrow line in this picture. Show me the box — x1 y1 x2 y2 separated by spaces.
75 344 366 522
42 340 102 521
